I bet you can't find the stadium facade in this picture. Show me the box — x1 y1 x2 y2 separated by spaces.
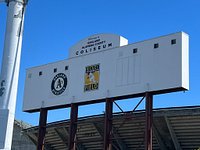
23 106 200 150
12 120 36 150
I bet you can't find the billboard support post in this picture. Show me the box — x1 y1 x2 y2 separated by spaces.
145 92 153 150
104 98 113 150
37 108 48 150
68 103 78 150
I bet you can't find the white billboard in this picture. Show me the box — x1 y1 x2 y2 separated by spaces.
23 32 189 112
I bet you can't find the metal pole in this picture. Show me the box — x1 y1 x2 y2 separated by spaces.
104 99 113 150
37 108 48 150
145 92 153 150
68 103 78 150
0 0 27 149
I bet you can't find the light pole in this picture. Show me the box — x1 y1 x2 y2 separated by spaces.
0 0 27 149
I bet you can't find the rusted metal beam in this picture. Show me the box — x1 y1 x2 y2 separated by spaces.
104 99 113 150
145 92 153 150
37 108 48 150
113 101 124 113
68 103 78 150
116 96 145 131
132 96 145 112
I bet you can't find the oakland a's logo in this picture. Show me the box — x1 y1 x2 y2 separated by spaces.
51 73 67 95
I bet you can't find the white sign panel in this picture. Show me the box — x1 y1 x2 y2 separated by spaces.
69 34 128 58
23 32 189 112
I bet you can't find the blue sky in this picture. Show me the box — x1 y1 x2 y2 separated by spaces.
0 0 200 125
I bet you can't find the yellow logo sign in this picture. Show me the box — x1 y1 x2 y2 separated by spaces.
84 64 100 92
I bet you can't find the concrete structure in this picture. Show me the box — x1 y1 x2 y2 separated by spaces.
23 105 200 150
12 120 36 150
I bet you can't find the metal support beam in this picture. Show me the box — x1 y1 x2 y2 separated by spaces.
112 127 128 150
145 92 153 150
153 123 168 150
116 96 145 132
104 98 113 150
93 122 119 150
165 116 182 150
68 103 78 150
113 101 124 113
26 133 38 145
27 132 54 150
132 96 145 112
63 127 85 150
54 128 68 146
93 122 104 138
37 108 48 150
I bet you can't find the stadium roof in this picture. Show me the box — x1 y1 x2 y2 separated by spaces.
14 120 32 129
23 105 200 150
